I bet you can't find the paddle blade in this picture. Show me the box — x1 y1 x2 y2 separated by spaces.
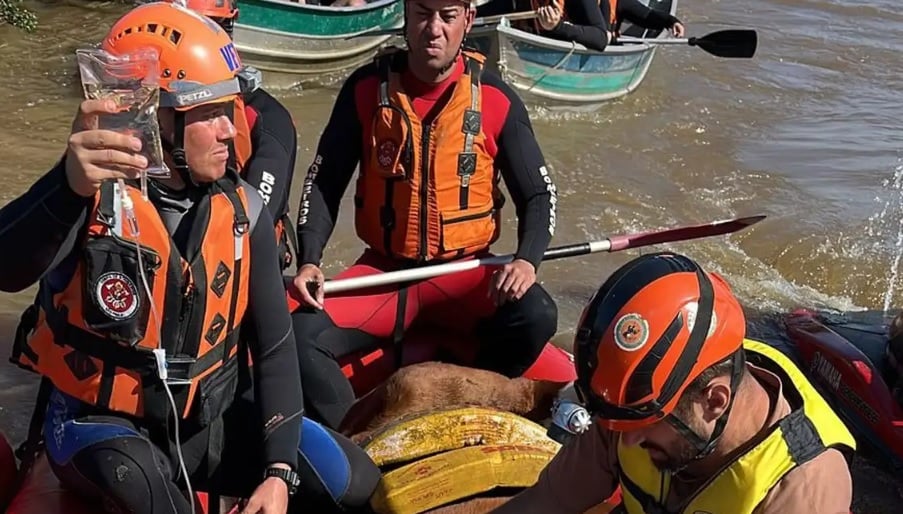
691 29 758 58
608 215 766 251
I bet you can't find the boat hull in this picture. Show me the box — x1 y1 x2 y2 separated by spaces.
233 0 403 87
466 0 676 109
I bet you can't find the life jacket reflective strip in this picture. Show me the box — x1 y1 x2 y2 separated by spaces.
11 175 253 424
616 339 856 514
357 49 502 262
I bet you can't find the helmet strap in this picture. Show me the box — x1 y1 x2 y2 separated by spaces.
666 350 746 473
161 111 199 188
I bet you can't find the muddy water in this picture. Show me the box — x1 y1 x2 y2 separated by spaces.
1 0 903 510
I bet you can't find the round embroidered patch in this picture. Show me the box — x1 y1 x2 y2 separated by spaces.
377 139 398 169
94 272 140 321
613 313 649 352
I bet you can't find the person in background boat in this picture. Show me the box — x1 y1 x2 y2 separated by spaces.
602 0 684 42
167 0 300 271
0 3 379 514
478 0 610 51
491 252 856 514
290 0 559 430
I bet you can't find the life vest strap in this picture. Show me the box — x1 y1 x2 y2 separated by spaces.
457 55 483 211
618 467 670 514
42 302 239 384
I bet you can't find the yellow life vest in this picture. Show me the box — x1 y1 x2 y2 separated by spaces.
616 339 856 514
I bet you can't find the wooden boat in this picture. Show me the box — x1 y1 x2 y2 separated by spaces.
467 0 677 109
232 0 403 87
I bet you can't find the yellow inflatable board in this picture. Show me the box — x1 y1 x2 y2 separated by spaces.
370 443 557 514
361 406 561 467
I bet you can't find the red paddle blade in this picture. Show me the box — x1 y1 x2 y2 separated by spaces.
609 215 766 251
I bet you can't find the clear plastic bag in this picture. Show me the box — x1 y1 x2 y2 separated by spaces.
76 47 170 179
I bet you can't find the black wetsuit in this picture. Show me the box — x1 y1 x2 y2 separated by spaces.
0 162 379 513
605 0 681 36
239 76 299 269
476 0 610 51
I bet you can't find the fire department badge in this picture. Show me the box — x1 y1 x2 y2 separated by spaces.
94 272 140 321
377 139 398 169
613 313 649 352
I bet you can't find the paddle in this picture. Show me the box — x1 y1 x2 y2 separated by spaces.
345 10 537 39
618 29 758 59
311 215 765 295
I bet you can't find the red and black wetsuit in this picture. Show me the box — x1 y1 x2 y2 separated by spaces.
293 51 559 429
240 80 300 269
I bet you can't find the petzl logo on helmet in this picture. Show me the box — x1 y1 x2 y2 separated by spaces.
177 88 214 105
614 313 649 352
94 272 140 321
220 42 241 72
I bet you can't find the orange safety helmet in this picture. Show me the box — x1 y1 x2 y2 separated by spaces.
574 252 746 432
162 0 239 36
177 0 238 20
101 2 242 112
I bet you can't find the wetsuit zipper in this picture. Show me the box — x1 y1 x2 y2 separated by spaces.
175 284 195 355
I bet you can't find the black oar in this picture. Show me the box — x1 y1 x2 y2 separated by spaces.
619 29 758 59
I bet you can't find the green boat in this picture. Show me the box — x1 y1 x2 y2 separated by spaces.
467 0 677 109
233 0 403 87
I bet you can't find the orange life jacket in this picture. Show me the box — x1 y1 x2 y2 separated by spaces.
11 175 254 425
357 50 502 262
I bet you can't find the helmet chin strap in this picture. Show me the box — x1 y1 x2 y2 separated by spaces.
665 350 746 474
161 110 199 188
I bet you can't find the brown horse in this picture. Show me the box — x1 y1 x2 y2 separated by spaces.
340 361 615 514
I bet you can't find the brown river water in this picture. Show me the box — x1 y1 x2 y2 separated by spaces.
1 0 903 510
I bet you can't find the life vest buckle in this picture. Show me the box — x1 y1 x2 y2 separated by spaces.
233 218 250 237
162 354 197 385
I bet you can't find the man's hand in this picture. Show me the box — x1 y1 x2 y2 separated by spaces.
239 478 289 514
66 99 148 198
488 259 536 306
290 263 325 309
671 21 685 37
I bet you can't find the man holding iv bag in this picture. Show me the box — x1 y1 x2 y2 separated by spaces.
0 3 379 514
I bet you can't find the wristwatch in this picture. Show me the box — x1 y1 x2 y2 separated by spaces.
265 466 301 497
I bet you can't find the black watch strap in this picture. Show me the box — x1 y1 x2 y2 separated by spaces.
265 467 301 497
